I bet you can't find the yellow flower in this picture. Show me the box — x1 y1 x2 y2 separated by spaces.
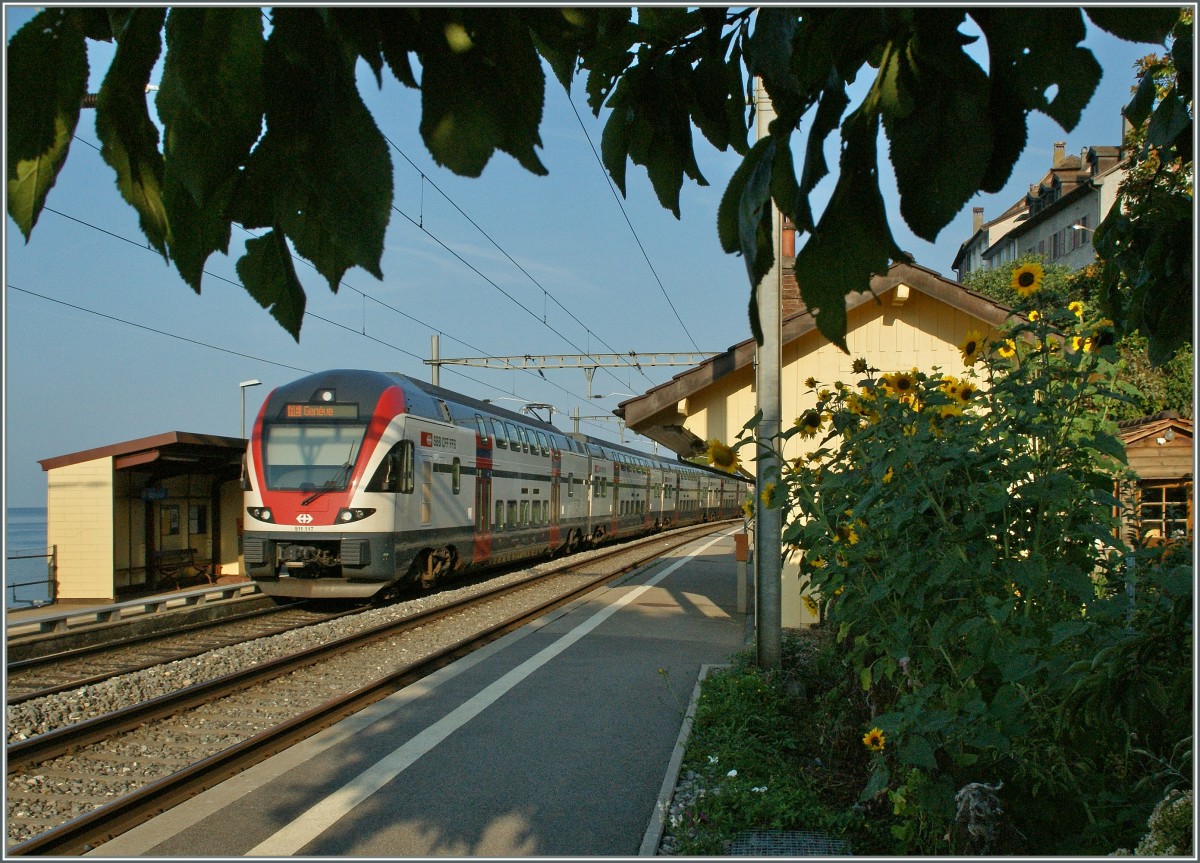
802 595 820 616
741 498 754 519
834 522 859 544
804 376 818 390
1011 262 1044 297
1028 309 1041 322
882 465 894 484
959 329 985 366
937 402 964 419
863 727 886 752
1068 300 1085 320
795 408 824 439
817 388 833 403
882 370 918 400
955 381 979 404
852 357 869 374
760 481 777 507
995 339 1017 360
706 439 740 473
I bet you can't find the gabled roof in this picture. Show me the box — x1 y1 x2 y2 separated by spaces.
616 261 1016 437
1117 411 1194 446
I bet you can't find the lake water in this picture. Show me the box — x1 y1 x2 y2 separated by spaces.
6 506 52 607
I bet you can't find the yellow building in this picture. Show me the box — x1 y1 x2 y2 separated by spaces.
617 261 1021 626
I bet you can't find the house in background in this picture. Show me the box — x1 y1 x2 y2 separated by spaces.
953 138 1127 281
1117 411 1194 546
616 260 1022 628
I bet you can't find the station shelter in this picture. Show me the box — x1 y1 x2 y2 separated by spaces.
616 261 1030 628
37 431 248 603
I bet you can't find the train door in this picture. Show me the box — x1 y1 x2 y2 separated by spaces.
473 415 492 564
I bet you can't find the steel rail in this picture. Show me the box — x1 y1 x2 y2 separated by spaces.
7 522 730 856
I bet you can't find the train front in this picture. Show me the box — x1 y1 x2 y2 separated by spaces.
241 371 404 599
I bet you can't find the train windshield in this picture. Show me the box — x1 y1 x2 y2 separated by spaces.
261 423 368 491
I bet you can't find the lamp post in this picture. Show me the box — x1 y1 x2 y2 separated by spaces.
239 379 262 439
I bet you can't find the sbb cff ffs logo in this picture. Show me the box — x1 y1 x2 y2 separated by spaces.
421 431 457 450
296 513 314 524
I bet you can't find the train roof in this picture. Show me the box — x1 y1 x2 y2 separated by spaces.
272 370 746 482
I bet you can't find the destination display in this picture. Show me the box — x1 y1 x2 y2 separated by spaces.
284 403 359 419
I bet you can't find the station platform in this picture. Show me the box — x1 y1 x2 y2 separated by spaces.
92 527 752 858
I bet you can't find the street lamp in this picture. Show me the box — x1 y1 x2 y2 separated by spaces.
1071 223 1096 233
239 379 262 439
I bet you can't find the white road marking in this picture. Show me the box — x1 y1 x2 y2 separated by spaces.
246 532 729 857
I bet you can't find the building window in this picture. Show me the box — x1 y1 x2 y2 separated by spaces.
1136 481 1192 544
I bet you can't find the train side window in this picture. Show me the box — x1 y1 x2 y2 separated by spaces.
520 500 529 524
507 500 518 525
504 422 520 452
490 419 507 449
535 431 549 456
475 415 490 446
452 457 461 494
566 472 574 497
368 440 415 493
495 499 505 528
517 426 531 454
436 399 452 423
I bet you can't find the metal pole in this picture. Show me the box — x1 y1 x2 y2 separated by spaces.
754 78 783 670
431 334 440 386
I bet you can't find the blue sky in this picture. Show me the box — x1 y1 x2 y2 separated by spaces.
3 8 1165 508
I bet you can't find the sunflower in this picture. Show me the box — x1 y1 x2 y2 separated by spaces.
1028 309 1041 322
955 380 979 404
863 727 886 752
882 465 894 484
995 339 1017 360
706 439 740 473
741 498 754 519
937 402 964 419
851 357 870 374
795 408 824 439
939 376 962 398
834 522 859 545
802 595 820 616
959 329 986 366
1068 300 1085 321
882 370 918 399
804 376 818 390
1011 262 1044 297
760 481 777 507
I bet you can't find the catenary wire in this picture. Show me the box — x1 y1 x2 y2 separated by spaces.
563 90 703 353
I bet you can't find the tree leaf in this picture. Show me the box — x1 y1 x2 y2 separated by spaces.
793 112 908 351
95 7 170 259
417 10 548 178
1083 7 1179 45
5 9 89 240
881 19 993 241
236 230 306 340
233 8 392 295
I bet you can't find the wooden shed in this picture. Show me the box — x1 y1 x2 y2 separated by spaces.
1117 411 1193 545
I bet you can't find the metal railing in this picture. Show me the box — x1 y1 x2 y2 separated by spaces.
6 545 57 608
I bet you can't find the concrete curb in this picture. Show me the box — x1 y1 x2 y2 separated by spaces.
639 663 728 856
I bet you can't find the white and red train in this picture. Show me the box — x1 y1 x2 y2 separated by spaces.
242 370 747 600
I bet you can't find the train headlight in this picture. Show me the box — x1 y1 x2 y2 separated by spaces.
248 507 273 522
336 507 376 523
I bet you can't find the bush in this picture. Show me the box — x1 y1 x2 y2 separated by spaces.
734 274 1193 854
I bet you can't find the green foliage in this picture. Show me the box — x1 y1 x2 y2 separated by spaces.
736 286 1195 853
965 259 1194 421
1094 11 1194 365
664 639 862 855
5 8 1180 343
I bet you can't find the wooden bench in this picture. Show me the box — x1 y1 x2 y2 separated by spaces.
151 548 214 587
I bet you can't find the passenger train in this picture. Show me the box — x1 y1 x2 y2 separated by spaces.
242 370 748 600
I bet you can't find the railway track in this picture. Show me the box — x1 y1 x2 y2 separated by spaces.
6 604 352 704
5 522 732 855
